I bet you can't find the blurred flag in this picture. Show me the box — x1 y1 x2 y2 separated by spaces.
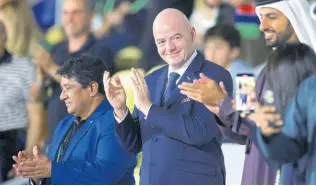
234 3 260 39
236 4 256 15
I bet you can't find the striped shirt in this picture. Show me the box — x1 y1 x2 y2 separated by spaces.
0 54 36 131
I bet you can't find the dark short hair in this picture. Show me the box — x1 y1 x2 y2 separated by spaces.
266 42 316 114
204 24 241 48
57 55 107 95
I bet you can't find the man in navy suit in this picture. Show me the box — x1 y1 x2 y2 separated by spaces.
12 55 136 184
104 8 233 184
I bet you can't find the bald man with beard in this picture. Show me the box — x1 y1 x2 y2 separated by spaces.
104 8 234 184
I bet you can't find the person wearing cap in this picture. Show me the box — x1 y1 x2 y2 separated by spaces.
179 0 316 184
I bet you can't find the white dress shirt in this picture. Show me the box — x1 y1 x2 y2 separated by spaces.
168 50 197 84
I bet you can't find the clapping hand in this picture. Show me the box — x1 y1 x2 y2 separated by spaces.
103 71 128 119
13 146 52 179
178 73 227 115
130 68 152 116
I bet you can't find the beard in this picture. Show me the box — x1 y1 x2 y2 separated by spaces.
264 22 296 47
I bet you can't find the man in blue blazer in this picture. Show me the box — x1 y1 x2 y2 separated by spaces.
104 8 233 185
12 55 136 184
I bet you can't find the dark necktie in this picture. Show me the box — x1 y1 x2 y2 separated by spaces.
163 72 180 105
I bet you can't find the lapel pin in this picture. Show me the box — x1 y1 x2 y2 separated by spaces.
182 97 191 103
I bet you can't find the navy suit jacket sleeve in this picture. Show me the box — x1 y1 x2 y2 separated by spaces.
256 75 315 163
50 121 133 184
115 108 143 155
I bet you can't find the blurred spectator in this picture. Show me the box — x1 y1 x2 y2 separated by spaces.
203 24 252 146
0 0 44 56
94 0 139 54
190 0 235 49
189 2 216 49
207 0 235 25
31 0 115 148
120 0 148 46
94 0 132 37
204 24 252 93
138 0 194 71
0 22 41 183
192 1 234 38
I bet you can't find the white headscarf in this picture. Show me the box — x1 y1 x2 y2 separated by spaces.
311 1 316 21
255 0 316 52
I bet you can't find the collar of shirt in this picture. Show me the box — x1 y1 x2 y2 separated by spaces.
168 50 197 84
66 33 97 56
74 117 86 129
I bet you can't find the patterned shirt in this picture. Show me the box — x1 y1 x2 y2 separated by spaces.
0 52 36 131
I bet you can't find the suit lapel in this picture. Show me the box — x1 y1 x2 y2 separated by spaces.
164 53 204 108
61 101 111 161
153 67 168 106
62 119 94 161
49 119 73 161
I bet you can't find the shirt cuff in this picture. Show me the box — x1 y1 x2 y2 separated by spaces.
29 178 36 185
142 104 152 119
114 109 129 124
114 104 153 123
29 178 44 185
